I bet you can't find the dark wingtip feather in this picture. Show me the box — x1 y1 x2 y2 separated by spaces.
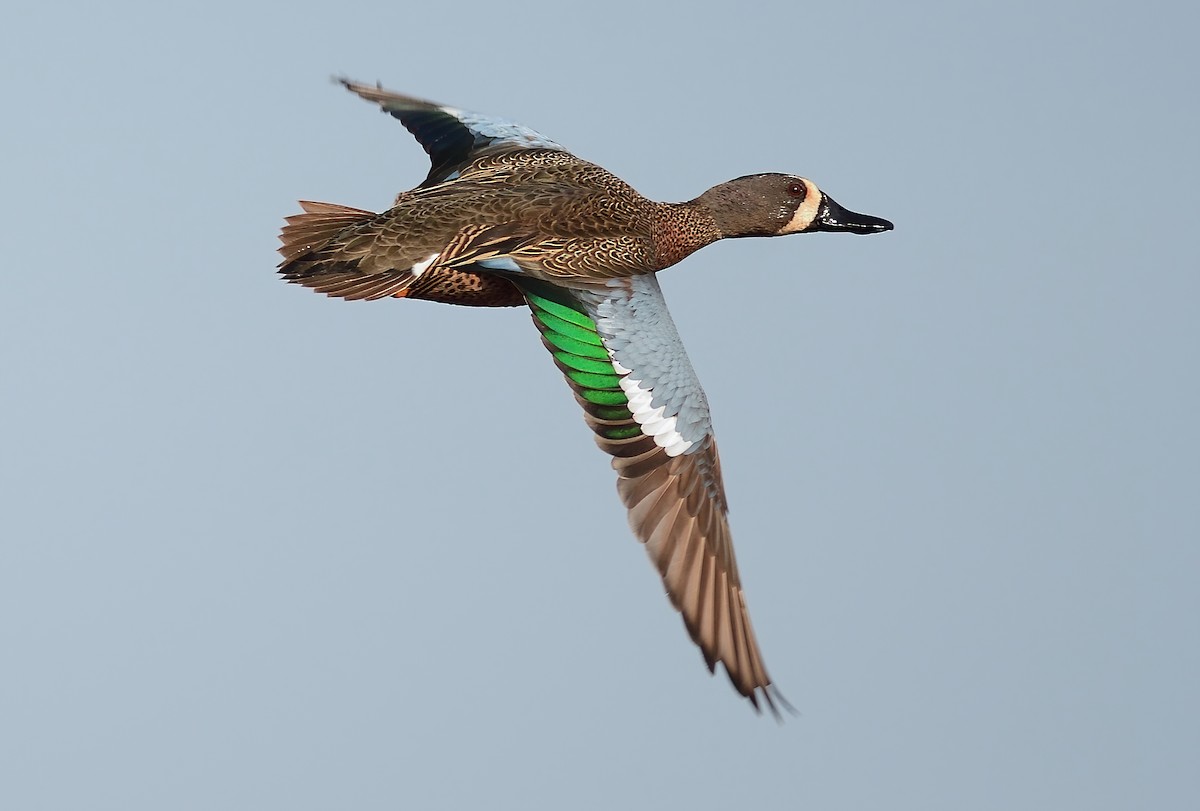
716 662 796 722
761 684 797 723
335 77 440 111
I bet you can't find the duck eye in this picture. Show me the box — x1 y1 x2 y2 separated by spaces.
787 182 807 199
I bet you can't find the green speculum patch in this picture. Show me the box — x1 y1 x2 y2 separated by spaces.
525 288 642 442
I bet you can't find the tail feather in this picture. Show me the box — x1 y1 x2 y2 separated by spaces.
278 200 376 263
277 201 418 300
277 200 525 306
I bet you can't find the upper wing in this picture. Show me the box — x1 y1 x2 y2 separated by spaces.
339 79 568 187
519 275 789 716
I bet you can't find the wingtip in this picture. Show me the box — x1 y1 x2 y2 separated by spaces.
330 75 369 95
759 684 798 723
706 650 795 721
332 77 440 112
740 679 797 722
333 76 374 98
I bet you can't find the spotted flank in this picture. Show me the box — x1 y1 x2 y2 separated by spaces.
277 78 894 717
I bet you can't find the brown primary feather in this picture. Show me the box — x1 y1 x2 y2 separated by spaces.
546 338 786 715
617 441 781 713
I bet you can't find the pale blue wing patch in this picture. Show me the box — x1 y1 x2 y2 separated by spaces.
474 256 523 273
443 107 565 152
575 276 713 456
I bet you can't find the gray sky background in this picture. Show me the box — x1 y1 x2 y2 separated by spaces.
2 1 1196 809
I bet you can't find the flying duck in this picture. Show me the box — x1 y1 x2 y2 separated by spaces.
278 79 894 715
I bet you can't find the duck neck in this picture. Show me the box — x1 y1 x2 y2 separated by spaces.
693 182 783 239
651 201 723 270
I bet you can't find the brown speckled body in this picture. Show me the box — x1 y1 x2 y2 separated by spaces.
280 150 726 304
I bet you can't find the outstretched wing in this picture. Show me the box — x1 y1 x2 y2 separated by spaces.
339 79 567 187
519 275 789 715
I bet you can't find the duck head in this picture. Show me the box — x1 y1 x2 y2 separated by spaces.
696 173 893 239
